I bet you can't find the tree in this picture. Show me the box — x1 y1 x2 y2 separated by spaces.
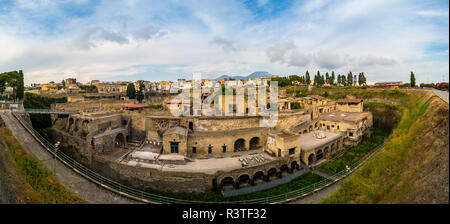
341 75 347 86
136 82 144 103
0 70 24 100
126 83 136 99
410 71 416 87
325 72 330 84
16 70 24 100
331 71 335 85
354 75 357 86
316 71 321 86
358 72 367 86
347 72 353 86
305 70 311 85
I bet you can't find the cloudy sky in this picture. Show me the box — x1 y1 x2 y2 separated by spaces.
0 0 448 85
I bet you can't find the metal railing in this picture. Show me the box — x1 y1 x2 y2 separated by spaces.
11 111 385 204
24 108 77 114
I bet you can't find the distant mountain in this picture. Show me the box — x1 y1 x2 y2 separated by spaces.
214 71 272 81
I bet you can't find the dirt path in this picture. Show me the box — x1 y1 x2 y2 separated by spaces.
0 111 136 204
431 89 449 103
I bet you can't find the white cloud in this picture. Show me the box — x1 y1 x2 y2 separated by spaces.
0 0 448 84
416 10 449 17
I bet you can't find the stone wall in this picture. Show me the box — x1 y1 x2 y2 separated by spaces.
91 156 213 193
187 127 268 155
45 128 92 167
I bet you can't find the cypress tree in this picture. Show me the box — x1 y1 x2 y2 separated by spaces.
410 71 416 87
126 83 136 99
305 70 311 85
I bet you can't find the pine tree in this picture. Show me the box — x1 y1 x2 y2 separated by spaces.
305 70 310 85
316 71 321 86
16 70 24 100
136 82 144 103
126 83 136 99
347 72 353 86
410 71 416 87
331 71 335 85
325 72 330 84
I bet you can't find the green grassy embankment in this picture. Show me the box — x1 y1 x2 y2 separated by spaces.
0 127 85 204
322 90 448 203
318 127 388 175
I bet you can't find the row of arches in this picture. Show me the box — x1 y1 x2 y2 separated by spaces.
233 137 260 152
298 122 320 135
306 140 342 165
66 117 90 137
219 161 300 189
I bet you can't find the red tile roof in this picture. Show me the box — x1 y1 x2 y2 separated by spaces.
122 104 149 109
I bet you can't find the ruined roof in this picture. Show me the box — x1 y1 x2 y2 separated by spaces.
268 129 299 140
319 111 370 123
336 99 363 104
163 126 188 136
300 131 344 151
122 104 149 109
308 95 326 100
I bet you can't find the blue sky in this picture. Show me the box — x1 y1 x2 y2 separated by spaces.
0 0 448 85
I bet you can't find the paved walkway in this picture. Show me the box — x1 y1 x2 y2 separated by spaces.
431 89 449 103
0 111 136 204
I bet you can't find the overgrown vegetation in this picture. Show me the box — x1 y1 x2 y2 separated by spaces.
0 70 24 100
78 84 97 93
318 127 389 175
23 92 67 130
0 128 84 204
148 104 163 109
321 91 432 203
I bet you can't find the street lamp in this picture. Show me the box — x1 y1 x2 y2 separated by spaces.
53 141 60 175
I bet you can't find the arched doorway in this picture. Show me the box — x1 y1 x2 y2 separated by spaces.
115 133 125 148
74 119 79 132
237 175 251 188
308 154 315 166
234 139 246 152
316 149 323 161
67 117 74 131
221 177 235 190
253 171 264 184
249 137 260 150
280 164 289 176
291 161 299 171
267 168 277 181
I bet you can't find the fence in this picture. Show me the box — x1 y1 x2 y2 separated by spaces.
23 108 77 114
12 111 385 204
